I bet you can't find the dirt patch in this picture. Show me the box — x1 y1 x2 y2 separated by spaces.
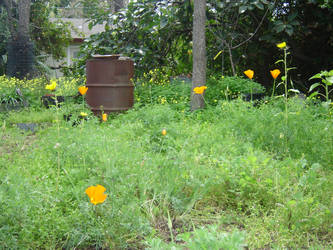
0 133 37 157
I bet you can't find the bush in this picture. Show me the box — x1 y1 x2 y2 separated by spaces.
134 69 191 109
0 75 85 109
205 75 266 105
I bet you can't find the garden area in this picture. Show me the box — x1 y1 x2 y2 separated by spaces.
1 0 333 249
1 65 332 248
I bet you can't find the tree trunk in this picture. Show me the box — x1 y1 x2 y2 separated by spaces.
114 0 124 12
18 0 31 38
191 0 206 111
5 0 34 79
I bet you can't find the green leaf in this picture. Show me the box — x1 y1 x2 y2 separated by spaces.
274 24 285 33
275 59 284 64
323 79 333 86
254 2 264 10
309 83 321 92
285 26 294 36
239 6 248 14
277 82 284 88
287 12 298 22
309 73 322 80
326 76 333 85
288 89 300 93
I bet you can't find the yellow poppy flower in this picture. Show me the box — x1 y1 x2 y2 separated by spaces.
162 129 167 136
85 184 107 205
78 86 88 95
276 42 287 49
80 112 88 117
193 86 207 94
270 69 281 79
45 80 57 91
244 69 254 79
102 113 107 122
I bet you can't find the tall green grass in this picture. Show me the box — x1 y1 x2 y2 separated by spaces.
1 97 332 248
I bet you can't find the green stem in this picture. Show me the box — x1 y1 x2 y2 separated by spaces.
55 97 60 192
272 79 276 98
283 48 288 155
250 86 253 103
284 48 288 100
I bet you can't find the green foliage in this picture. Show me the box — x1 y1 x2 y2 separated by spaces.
30 2 72 61
205 75 265 104
134 68 191 108
147 226 246 249
0 75 85 109
309 69 333 102
75 0 193 76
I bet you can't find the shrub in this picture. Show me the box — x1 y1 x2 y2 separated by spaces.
134 69 191 109
205 75 266 105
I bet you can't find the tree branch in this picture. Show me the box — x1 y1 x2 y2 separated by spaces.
231 1 276 49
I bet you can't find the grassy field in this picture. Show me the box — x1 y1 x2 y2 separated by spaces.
0 95 332 249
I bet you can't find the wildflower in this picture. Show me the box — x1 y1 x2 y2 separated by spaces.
80 112 88 117
45 80 57 91
270 69 281 79
78 86 88 95
193 86 207 94
102 113 107 122
277 42 287 49
162 129 167 136
244 69 254 79
85 184 107 205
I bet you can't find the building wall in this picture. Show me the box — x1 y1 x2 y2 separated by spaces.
46 43 82 78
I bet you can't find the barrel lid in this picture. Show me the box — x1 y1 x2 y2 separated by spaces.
92 54 120 59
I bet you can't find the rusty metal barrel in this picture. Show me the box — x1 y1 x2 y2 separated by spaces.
86 55 134 115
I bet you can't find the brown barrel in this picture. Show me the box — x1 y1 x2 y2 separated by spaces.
86 55 134 115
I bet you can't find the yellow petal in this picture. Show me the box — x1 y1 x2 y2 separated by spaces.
193 86 207 94
86 185 107 205
244 70 254 79
95 184 106 193
78 86 88 95
277 42 286 49
93 192 107 205
270 69 281 79
85 186 96 198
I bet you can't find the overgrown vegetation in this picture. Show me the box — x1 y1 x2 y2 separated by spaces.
0 75 332 249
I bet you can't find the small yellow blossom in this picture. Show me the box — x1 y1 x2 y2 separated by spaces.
193 86 207 94
244 69 254 79
80 112 88 117
78 86 88 95
85 185 107 205
162 129 167 136
102 113 107 122
45 80 57 91
270 69 281 79
277 42 287 49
